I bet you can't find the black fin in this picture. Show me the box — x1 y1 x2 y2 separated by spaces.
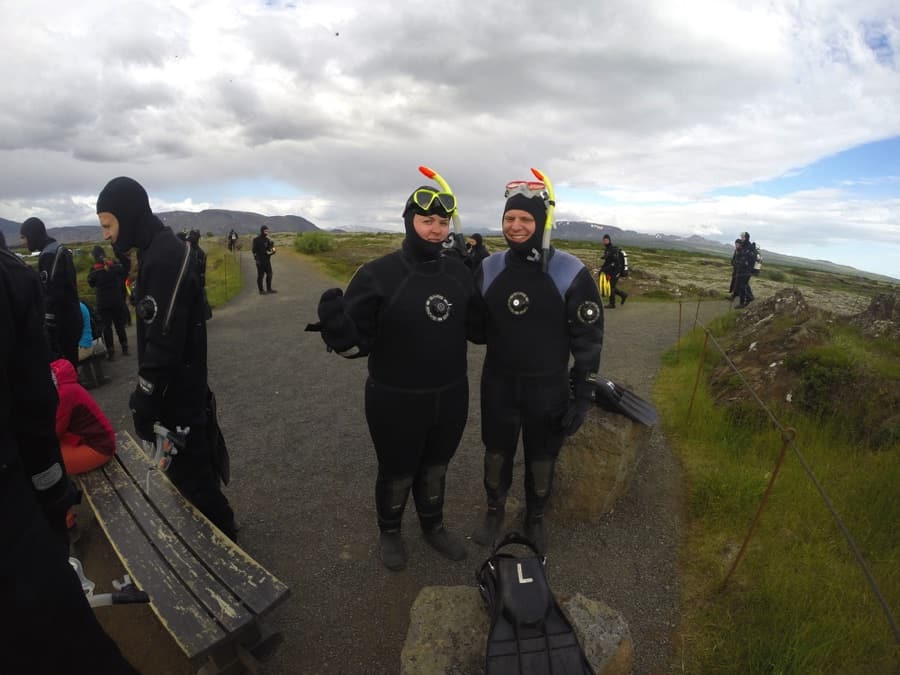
594 377 659 426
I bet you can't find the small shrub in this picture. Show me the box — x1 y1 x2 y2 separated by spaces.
295 231 335 254
767 269 787 282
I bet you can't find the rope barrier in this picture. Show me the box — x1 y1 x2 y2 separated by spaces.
687 310 899 643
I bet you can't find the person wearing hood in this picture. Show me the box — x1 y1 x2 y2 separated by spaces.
19 217 82 365
599 234 628 308
470 180 604 553
314 183 485 571
1 244 138 673
51 358 116 475
466 232 490 268
96 177 237 541
187 229 212 319
252 225 276 294
87 245 129 359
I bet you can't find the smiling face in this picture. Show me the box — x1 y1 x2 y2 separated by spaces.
412 212 450 242
98 212 120 243
502 209 537 243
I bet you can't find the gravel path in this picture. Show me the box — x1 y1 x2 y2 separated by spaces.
91 250 729 674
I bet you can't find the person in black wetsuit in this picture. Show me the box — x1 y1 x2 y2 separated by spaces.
1 244 138 674
252 226 276 294
599 234 628 308
471 182 604 553
19 217 82 366
466 232 490 268
87 246 129 359
96 177 236 540
315 184 483 571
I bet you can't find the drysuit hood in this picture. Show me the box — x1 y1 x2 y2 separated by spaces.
51 357 78 386
402 185 451 261
92 245 105 262
96 176 164 256
20 217 52 252
503 193 546 262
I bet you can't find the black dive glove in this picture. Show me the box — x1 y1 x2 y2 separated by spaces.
316 288 358 354
34 466 82 537
560 371 597 436
129 377 161 442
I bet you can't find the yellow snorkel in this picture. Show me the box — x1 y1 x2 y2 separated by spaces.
418 165 461 236
530 167 555 272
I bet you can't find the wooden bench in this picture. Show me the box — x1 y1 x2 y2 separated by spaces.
78 431 290 674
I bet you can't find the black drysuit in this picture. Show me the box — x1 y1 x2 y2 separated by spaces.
475 247 604 516
600 241 628 307
97 177 236 539
20 218 82 365
321 238 483 533
0 248 137 674
87 258 129 353
252 228 275 293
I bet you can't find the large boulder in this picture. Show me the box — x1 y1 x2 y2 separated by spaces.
552 407 651 521
400 586 633 675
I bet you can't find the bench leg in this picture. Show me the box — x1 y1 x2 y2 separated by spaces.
196 621 283 675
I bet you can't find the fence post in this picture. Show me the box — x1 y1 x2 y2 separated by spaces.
686 330 710 419
721 428 797 589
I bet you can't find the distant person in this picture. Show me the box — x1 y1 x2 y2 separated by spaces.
731 239 754 308
227 228 239 253
252 225 277 295
187 229 212 319
740 231 758 302
1 243 138 674
96 176 236 540
20 217 82 365
599 234 628 308
466 232 490 268
51 358 116 475
87 246 129 359
314 182 483 571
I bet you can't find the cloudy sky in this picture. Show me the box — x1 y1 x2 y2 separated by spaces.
2 0 899 277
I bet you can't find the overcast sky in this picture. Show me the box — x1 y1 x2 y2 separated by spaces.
2 0 898 277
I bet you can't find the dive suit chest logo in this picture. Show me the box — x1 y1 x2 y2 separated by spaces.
507 291 529 316
425 294 452 322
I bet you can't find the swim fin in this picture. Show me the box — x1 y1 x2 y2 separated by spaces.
594 377 659 426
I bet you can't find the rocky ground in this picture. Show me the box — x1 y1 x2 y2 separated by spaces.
75 247 889 674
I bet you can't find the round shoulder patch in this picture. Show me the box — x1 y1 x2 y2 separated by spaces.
577 300 601 324
135 295 159 324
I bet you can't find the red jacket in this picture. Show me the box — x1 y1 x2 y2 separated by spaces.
51 358 115 456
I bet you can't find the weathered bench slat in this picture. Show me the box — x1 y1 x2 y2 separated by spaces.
80 467 228 660
103 455 253 634
115 433 290 616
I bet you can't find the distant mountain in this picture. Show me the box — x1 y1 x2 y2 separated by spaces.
2 211 893 282
0 209 319 246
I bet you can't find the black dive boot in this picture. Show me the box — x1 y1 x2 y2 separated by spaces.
379 530 407 571
424 526 467 561
472 506 505 546
524 514 546 554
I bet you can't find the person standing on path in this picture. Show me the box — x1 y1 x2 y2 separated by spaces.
87 246 129 359
96 176 237 541
471 179 604 553
314 182 483 571
252 225 277 295
20 217 82 365
599 234 628 309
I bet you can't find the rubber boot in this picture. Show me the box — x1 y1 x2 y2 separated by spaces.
471 506 505 546
524 515 546 554
379 530 407 571
424 526 467 561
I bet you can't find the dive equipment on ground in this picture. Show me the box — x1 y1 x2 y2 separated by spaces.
593 377 659 426
477 532 595 674
529 168 556 273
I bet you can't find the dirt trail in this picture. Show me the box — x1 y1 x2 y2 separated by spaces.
87 250 729 674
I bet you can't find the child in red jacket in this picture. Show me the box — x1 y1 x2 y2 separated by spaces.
51 358 116 474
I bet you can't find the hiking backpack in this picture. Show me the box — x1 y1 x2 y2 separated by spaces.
619 249 629 278
477 532 595 675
